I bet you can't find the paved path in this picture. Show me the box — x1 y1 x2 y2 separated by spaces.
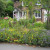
0 43 50 50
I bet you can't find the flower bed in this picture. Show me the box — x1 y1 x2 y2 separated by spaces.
0 18 50 47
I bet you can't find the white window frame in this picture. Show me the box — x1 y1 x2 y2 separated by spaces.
36 3 41 5
34 10 41 18
36 0 41 5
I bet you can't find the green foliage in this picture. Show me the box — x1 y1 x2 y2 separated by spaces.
41 0 50 10
0 18 50 47
33 21 43 27
29 16 36 23
19 19 29 26
0 0 14 17
0 17 13 28
18 16 36 28
41 0 50 29
20 0 39 18
6 6 14 12
44 22 50 30
5 1 14 17
0 0 6 16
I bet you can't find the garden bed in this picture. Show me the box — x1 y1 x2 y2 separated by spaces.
0 18 50 47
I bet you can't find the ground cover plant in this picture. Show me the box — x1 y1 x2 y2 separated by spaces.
0 17 50 47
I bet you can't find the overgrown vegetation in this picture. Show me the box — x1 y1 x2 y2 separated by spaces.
0 0 50 47
0 0 14 17
44 22 50 30
0 17 50 47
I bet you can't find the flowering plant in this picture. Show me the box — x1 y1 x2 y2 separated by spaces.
4 17 8 19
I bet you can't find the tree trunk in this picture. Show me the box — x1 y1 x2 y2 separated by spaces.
29 9 33 19
0 14 1 17
47 9 50 29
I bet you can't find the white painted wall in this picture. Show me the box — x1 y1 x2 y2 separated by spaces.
15 11 21 21
22 1 24 6
44 10 47 22
13 9 26 20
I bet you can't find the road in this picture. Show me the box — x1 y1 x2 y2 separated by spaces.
0 43 50 50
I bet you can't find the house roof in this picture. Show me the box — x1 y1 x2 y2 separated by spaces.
14 1 27 11
14 1 21 8
13 8 22 12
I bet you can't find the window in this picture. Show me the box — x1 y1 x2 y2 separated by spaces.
22 1 28 6
13 0 19 2
34 10 41 18
36 0 41 5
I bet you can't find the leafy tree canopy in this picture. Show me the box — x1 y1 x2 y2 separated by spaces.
41 0 50 10
0 0 6 16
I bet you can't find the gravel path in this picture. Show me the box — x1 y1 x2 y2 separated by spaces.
0 43 50 50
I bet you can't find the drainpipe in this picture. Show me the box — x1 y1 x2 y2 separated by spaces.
22 11 24 17
18 11 20 21
13 11 14 19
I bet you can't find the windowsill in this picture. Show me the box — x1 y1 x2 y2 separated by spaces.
36 4 41 5
35 17 41 18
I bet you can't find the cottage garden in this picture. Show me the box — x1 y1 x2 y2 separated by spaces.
0 0 50 47
0 17 50 47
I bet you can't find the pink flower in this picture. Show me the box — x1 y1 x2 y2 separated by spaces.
4 17 8 19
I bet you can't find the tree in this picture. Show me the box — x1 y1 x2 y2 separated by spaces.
0 0 6 17
5 0 14 17
41 0 50 29
20 0 40 18
0 0 14 17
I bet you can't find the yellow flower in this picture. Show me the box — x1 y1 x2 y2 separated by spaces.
9 29 14 32
32 38 33 39
23 33 24 34
18 33 19 34
32 35 33 37
8 37 9 38
13 33 15 35
14 40 18 42
21 36 23 38
5 39 7 40
32 35 33 39
1 33 2 34
5 33 7 35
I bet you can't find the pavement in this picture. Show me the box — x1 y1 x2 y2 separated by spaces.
0 43 50 50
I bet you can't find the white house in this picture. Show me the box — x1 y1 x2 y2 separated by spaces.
13 0 47 22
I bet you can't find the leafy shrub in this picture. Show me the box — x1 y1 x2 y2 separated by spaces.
5 1 14 17
19 19 29 26
0 19 9 28
0 26 50 47
0 17 13 28
29 16 36 23
0 18 50 47
44 22 50 30
33 21 43 28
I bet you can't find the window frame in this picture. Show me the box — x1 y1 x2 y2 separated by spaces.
34 10 41 18
36 0 41 5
